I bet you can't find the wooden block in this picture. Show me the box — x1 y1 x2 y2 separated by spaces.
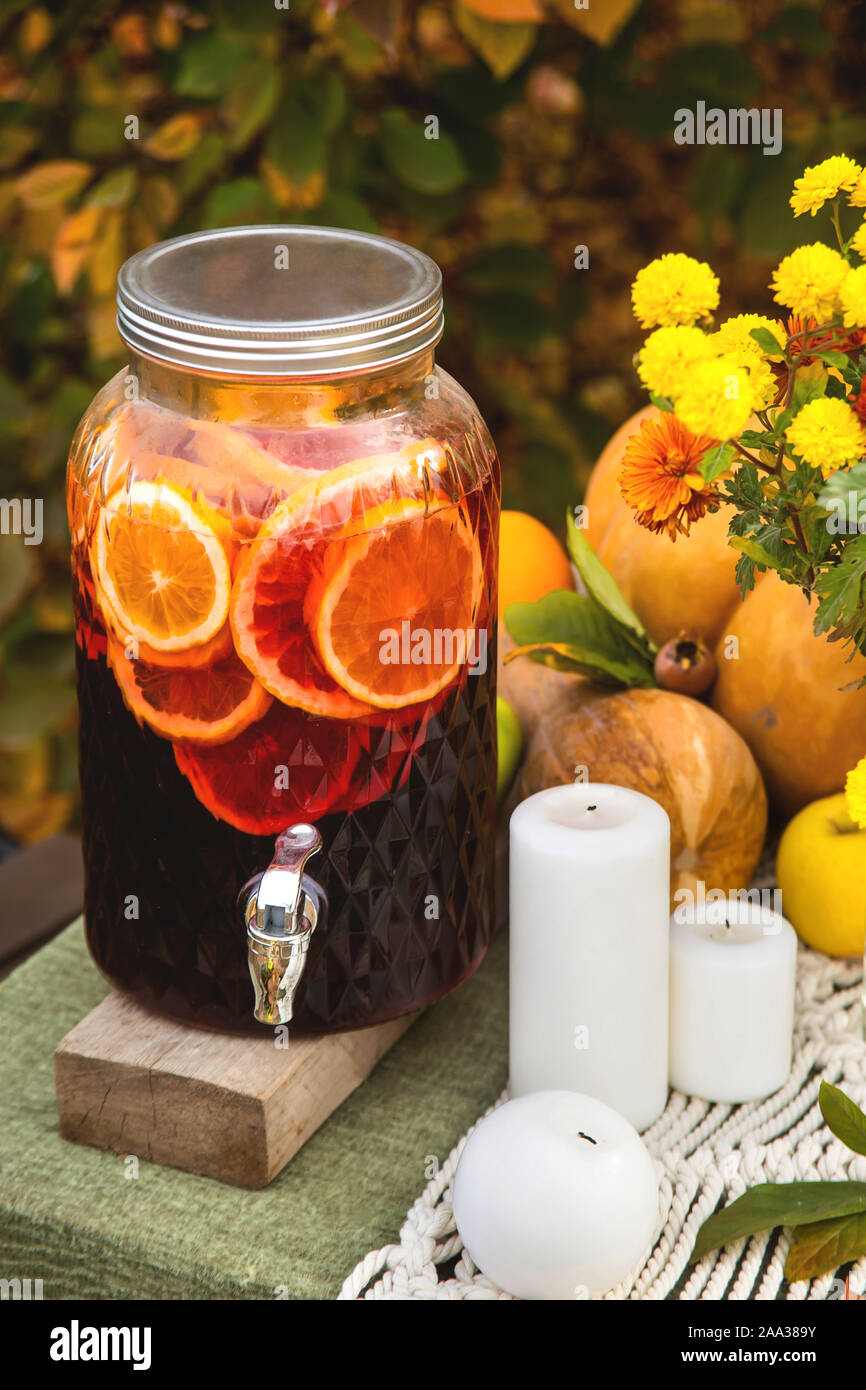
55 992 415 1188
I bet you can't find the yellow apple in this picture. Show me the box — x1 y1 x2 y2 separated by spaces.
776 793 866 958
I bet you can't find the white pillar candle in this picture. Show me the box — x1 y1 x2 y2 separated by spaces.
669 898 797 1103
509 783 670 1132
452 1091 660 1300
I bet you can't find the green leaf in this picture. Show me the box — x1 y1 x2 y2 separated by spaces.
265 99 327 184
312 190 378 234
749 326 785 357
86 166 138 209
453 5 537 80
818 462 866 535
815 535 866 634
729 535 780 571
813 348 851 370
786 1213 866 1282
699 442 735 485
691 1182 866 1264
201 177 276 228
222 61 282 151
819 1081 866 1157
379 110 466 195
504 590 657 688
566 512 653 650
735 552 757 597
791 363 829 414
173 32 246 99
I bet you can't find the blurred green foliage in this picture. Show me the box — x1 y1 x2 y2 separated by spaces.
0 0 864 838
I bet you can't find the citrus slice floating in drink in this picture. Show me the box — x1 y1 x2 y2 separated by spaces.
172 687 448 834
109 406 312 536
173 700 364 834
309 501 483 709
92 479 232 653
230 438 452 717
107 635 272 745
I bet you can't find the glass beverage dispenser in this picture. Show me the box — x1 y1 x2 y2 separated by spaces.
67 226 499 1033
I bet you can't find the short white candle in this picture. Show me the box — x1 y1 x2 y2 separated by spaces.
452 1091 660 1300
669 898 797 1103
509 783 670 1131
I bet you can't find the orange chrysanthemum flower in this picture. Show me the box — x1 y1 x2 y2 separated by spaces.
769 315 866 403
618 414 720 541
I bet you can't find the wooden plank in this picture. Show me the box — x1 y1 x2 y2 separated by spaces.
55 992 416 1188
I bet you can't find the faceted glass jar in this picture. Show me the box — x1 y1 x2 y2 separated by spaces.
67 228 499 1034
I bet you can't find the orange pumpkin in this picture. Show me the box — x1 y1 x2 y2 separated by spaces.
584 408 866 816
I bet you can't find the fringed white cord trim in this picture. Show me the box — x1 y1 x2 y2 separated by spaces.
340 938 865 1301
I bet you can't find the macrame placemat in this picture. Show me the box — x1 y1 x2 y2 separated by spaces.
341 933 866 1301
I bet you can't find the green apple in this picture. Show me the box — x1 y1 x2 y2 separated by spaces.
776 792 866 958
497 696 524 803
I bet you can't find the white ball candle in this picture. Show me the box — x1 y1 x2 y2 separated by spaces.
452 1091 660 1300
669 898 797 1103
509 783 670 1131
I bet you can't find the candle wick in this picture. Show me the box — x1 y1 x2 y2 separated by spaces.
586 805 597 812
577 1131 597 1145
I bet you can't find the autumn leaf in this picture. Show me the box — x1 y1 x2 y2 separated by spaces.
19 7 53 56
51 206 102 294
454 3 537 78
139 176 180 229
87 210 125 297
15 160 93 209
144 113 205 161
86 299 121 361
555 0 640 45
785 1213 866 1283
260 160 326 210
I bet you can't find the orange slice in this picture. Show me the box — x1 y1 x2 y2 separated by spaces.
309 501 483 708
92 480 231 653
107 635 272 745
108 406 312 536
230 438 450 716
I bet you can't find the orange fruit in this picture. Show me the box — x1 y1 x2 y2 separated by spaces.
230 438 451 717
308 500 482 709
91 479 232 653
107 635 271 745
498 509 573 619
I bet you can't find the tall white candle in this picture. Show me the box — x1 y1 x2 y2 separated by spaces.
669 899 797 1103
509 783 671 1132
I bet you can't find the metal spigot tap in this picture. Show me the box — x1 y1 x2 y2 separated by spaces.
243 824 324 1025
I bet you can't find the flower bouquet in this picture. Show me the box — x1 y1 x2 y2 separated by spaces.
623 154 866 672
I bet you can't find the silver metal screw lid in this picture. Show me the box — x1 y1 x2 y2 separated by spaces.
116 225 444 378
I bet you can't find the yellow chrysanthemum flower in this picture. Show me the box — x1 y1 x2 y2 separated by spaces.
786 396 865 473
709 315 781 409
637 325 715 398
850 170 866 209
790 155 862 217
852 219 866 261
846 756 866 830
712 313 784 360
840 264 866 329
771 243 850 322
631 253 720 329
673 354 756 440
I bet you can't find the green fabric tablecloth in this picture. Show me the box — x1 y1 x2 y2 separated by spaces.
0 920 507 1300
